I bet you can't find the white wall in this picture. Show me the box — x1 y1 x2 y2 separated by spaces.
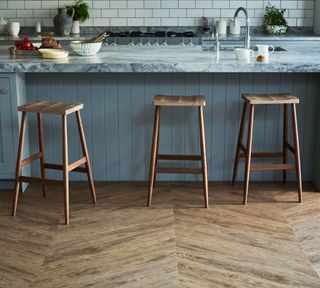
0 0 315 27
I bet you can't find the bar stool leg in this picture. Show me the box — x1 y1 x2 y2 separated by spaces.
283 104 288 184
232 102 248 186
37 113 46 197
147 106 160 207
12 112 27 216
291 104 303 203
153 108 161 188
76 111 97 205
62 115 69 225
199 106 209 208
243 104 255 205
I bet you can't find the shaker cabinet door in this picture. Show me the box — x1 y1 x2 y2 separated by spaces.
0 77 15 178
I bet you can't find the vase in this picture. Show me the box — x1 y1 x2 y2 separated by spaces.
71 20 80 34
53 8 74 36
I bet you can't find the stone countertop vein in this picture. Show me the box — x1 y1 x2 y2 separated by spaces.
0 44 320 73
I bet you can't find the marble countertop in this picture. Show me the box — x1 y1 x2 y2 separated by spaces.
1 43 320 73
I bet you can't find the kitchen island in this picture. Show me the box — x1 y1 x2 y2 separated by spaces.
0 44 319 190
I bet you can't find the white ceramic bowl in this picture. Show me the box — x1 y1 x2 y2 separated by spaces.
69 41 102 56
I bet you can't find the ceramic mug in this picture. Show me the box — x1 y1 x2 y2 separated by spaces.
235 48 254 63
256 44 275 63
7 22 20 36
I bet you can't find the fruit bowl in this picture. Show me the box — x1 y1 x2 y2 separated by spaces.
69 41 102 56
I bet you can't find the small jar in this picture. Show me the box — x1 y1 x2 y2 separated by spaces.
216 19 227 35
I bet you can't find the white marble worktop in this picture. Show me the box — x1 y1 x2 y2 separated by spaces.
1 43 320 73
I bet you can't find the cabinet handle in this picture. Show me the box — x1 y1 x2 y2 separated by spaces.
0 89 6 95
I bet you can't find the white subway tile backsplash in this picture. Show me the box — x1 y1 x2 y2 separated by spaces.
0 0 314 27
8 1 25 9
128 1 143 8
110 1 126 9
162 0 178 8
93 17 110 26
144 17 160 25
118 9 135 17
153 9 169 17
17 9 33 18
41 1 59 9
92 1 109 9
101 9 118 17
127 17 143 26
0 1 8 9
161 17 178 26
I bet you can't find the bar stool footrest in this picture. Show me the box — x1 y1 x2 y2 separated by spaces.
44 162 87 173
21 152 42 166
240 151 284 158
19 176 64 186
158 154 201 161
250 163 295 171
157 166 202 174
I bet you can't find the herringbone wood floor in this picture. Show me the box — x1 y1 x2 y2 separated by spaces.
0 182 319 287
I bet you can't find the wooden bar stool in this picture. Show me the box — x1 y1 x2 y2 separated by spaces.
232 93 302 204
12 101 97 225
147 95 209 207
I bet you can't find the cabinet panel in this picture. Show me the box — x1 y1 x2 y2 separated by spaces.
0 77 15 178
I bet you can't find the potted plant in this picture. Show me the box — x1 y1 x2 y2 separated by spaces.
66 0 89 34
262 4 288 35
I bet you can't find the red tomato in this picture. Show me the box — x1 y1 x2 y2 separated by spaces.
23 42 31 48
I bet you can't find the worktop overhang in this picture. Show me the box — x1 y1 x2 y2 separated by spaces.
1 44 320 73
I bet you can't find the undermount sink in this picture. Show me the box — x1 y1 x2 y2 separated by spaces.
202 46 286 52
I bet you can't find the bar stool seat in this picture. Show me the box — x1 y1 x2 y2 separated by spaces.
242 93 299 105
232 93 302 204
148 95 209 208
12 100 97 225
153 95 206 107
18 100 83 115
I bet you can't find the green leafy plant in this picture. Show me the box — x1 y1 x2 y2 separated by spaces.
262 4 288 30
66 0 89 22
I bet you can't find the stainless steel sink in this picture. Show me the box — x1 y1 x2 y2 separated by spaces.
202 45 286 52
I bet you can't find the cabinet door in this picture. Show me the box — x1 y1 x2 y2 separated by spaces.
0 77 15 178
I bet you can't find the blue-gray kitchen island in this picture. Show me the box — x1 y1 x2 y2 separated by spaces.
0 44 319 189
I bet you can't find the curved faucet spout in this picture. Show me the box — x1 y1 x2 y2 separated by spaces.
233 7 250 49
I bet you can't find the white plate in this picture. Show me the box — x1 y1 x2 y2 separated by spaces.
39 48 69 59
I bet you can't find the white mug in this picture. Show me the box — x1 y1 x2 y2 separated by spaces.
256 44 275 63
235 48 254 63
7 22 20 36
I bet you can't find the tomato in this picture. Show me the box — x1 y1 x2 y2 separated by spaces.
23 37 30 43
22 42 31 49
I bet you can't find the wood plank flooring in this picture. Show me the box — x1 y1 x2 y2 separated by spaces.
0 182 320 287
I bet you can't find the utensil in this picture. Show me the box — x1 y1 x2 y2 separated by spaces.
83 32 108 44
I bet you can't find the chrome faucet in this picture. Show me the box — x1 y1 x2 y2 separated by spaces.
233 7 250 49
